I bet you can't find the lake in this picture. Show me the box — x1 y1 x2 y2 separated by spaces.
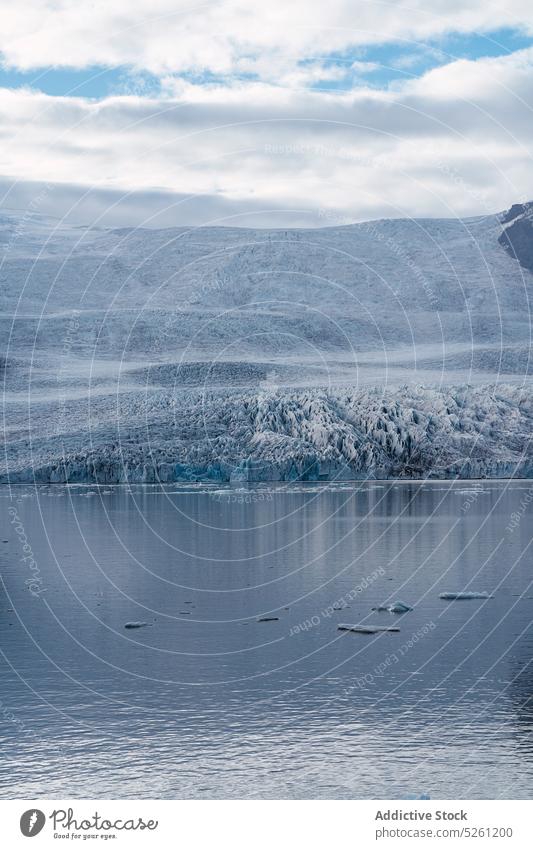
1 480 532 799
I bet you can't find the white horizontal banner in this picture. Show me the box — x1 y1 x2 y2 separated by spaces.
0 800 531 848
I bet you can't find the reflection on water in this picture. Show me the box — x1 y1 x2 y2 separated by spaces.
0 480 532 799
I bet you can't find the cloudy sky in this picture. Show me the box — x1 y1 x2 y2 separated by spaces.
1 1 533 227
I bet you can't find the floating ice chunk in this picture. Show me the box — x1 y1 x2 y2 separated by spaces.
338 623 400 633
373 600 413 614
389 601 413 613
439 591 493 600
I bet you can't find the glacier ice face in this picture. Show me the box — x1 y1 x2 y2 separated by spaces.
2 384 532 483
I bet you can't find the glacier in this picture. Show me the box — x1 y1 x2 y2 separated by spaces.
1 204 532 483
3 385 532 483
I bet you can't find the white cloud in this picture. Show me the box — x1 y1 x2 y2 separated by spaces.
1 1 533 80
0 36 533 226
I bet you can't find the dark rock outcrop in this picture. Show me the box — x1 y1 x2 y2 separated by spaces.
499 202 533 272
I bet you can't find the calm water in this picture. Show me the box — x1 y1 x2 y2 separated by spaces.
1 480 532 799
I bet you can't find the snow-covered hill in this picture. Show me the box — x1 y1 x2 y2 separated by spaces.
2 207 532 360
1 205 532 482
